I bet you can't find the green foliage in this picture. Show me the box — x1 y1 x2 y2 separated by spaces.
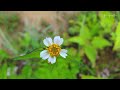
113 22 120 51
13 47 80 79
33 56 80 79
0 64 7 79
99 11 115 33
68 11 114 67
14 48 43 60
68 36 85 46
92 37 111 49
80 26 92 40
68 26 80 35
84 45 97 67
0 49 9 61
21 65 32 78
19 32 31 48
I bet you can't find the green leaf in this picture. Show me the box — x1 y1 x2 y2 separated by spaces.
21 32 31 47
99 11 114 33
84 45 97 67
115 22 120 40
80 26 91 40
68 26 80 35
0 64 7 79
21 65 32 78
68 36 86 46
0 49 9 61
113 22 120 51
92 37 111 49
14 48 43 60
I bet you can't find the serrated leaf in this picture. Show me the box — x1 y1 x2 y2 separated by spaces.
92 37 111 49
84 45 97 67
14 48 43 60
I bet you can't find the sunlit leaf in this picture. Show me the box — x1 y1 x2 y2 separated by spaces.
99 11 114 33
68 36 86 46
80 26 92 40
92 37 111 49
113 22 120 51
84 45 97 67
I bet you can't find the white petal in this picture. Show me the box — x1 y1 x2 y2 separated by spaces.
43 37 53 46
59 38 64 45
60 52 67 58
54 36 61 45
61 49 68 53
40 50 49 60
40 50 47 57
47 37 53 45
53 36 64 45
43 39 49 46
42 53 50 60
60 49 68 58
48 56 56 64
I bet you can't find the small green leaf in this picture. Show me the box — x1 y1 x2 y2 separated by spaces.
84 45 97 67
92 37 111 49
14 48 43 60
68 36 86 46
0 64 7 79
113 22 120 51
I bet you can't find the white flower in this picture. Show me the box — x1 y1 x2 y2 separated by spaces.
40 36 67 64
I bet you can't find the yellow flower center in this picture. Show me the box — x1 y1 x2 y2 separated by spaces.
47 44 61 57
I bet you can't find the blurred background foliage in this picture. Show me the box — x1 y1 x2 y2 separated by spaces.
0 11 120 79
